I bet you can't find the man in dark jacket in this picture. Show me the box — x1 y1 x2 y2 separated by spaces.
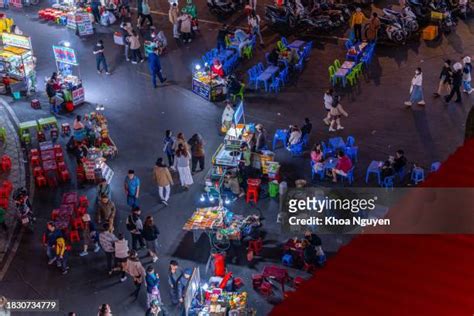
93 40 110 75
43 221 63 264
217 24 230 51
46 79 58 115
445 65 462 103
148 47 167 88
188 133 205 172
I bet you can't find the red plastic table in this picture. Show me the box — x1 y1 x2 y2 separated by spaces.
41 149 55 162
262 265 289 292
42 159 57 172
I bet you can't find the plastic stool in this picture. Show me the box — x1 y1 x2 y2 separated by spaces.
46 175 58 187
303 262 316 273
252 274 263 289
233 277 244 289
69 230 80 243
57 161 67 172
55 151 64 162
248 238 263 256
282 254 293 266
50 128 59 141
35 175 47 187
33 167 44 177
37 131 46 142
30 156 41 167
79 195 89 208
53 144 62 154
2 180 12 194
30 148 39 157
51 209 60 220
246 186 259 203
72 217 85 230
1 156 11 172
0 198 8 209
59 170 70 182
0 187 9 198
61 123 71 135
293 276 305 289
431 162 441 172
31 99 41 109
75 206 87 217
411 167 425 184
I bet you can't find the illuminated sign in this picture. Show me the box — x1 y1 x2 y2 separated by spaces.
233 101 244 124
1 33 32 50
52 45 78 66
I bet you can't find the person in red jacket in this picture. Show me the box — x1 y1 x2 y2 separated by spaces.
211 59 224 77
332 151 352 183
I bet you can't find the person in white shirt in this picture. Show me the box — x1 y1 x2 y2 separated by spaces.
405 67 425 107
287 125 302 147
323 89 334 125
248 11 264 45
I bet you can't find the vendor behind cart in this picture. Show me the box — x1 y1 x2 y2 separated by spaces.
73 115 87 142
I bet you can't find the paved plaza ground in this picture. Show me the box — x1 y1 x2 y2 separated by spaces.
0 0 472 315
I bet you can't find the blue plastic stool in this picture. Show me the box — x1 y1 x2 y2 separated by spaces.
339 167 354 185
345 146 358 163
382 176 395 189
272 129 288 150
282 254 293 266
431 162 441 172
411 167 425 184
289 142 304 157
365 162 382 185
346 136 356 147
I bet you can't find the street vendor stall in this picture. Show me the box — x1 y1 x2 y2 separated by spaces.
192 65 226 102
52 44 85 110
38 4 94 36
0 33 37 94
200 288 250 316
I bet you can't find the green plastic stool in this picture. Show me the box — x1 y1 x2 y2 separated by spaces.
232 83 245 102
0 127 6 143
268 181 279 198
21 131 31 144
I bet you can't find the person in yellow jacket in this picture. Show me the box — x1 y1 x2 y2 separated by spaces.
0 16 14 33
55 237 70 275
350 8 368 43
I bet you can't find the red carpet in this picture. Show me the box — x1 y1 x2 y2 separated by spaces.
271 139 474 316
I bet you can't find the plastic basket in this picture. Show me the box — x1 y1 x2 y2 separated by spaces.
12 91 21 100
431 11 444 21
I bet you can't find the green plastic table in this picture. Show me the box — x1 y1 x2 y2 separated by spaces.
18 120 39 135
38 117 58 131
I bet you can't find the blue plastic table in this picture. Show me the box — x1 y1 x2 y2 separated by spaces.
323 158 338 176
334 68 350 87
287 40 306 50
365 160 383 185
256 66 280 92
328 137 346 151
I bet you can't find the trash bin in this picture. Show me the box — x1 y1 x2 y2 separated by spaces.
268 180 279 198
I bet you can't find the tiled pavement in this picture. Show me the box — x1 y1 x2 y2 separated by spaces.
0 97 27 265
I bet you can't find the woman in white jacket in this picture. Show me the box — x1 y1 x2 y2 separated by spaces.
114 233 130 282
405 67 425 107
173 144 193 189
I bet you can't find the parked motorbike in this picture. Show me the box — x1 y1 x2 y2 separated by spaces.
13 187 35 229
407 0 457 33
383 7 420 35
265 4 299 29
207 0 242 17
375 15 408 44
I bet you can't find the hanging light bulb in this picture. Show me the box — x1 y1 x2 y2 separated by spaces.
200 194 205 202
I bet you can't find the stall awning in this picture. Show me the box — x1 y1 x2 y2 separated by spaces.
271 139 474 316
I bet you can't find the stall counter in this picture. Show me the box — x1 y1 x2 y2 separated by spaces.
192 72 226 101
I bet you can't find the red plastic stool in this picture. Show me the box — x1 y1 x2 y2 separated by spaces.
33 166 44 177
61 123 71 135
246 178 261 203
75 206 87 217
57 161 66 172
2 180 12 194
233 277 244 289
259 282 273 296
248 238 263 256
69 230 80 243
37 131 46 142
72 217 85 230
30 148 39 157
79 195 89 208
303 262 316 273
252 274 263 289
0 187 9 199
31 99 41 109
293 276 305 289
53 144 62 154
30 156 41 167
59 170 70 182
1 155 12 172
35 175 47 187
55 151 64 162
51 209 60 220
46 175 58 187
0 198 8 209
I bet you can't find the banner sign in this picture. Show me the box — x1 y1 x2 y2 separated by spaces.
52 45 78 66
2 33 32 50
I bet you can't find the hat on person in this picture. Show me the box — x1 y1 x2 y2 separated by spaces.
453 62 463 71
184 268 192 276
463 56 471 64
82 214 91 222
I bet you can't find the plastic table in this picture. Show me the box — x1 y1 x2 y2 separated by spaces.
18 120 38 136
262 265 289 292
341 61 355 69
328 137 346 151
287 40 306 50
334 68 350 87
40 149 55 162
256 66 279 92
42 159 57 172
323 158 338 175
39 141 54 152
365 160 383 185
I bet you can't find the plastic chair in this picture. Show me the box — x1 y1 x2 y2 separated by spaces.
289 142 304 157
1 155 11 172
35 175 47 187
282 254 293 266
69 230 80 243
246 179 261 203
411 167 425 184
248 68 258 89
353 62 364 78
79 195 89 208
346 70 357 86
233 277 244 289
334 59 341 70
248 238 263 255
59 170 70 182
269 77 281 92
344 39 353 50
338 167 354 185
280 67 289 83
345 146 358 163
277 40 287 52
329 65 336 85
365 163 382 185
260 282 273 296
295 58 305 72
281 36 289 47
431 162 441 172
257 63 265 74
346 136 356 147
265 52 273 65
33 166 44 177
382 176 395 189
273 129 288 150
242 45 252 59
252 274 263 289
232 83 245 102
72 217 85 230
311 160 325 181
293 276 305 289
302 134 309 148
321 141 333 158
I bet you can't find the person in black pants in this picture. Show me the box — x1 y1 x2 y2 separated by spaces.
188 133 205 173
217 24 230 51
445 65 463 103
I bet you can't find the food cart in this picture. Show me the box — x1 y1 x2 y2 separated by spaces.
200 289 251 316
67 10 93 36
52 44 85 109
0 33 36 94
192 66 226 102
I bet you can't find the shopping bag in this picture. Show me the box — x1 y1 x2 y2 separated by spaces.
114 32 124 45
108 12 116 24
